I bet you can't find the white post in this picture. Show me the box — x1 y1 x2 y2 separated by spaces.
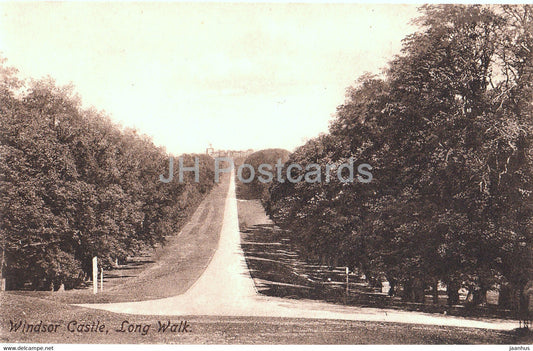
345 267 349 297
92 256 98 294
100 267 103 292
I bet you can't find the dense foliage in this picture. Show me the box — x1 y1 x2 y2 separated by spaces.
237 148 290 202
0 66 216 290
267 5 533 310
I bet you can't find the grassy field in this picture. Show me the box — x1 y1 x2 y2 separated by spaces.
2 292 530 344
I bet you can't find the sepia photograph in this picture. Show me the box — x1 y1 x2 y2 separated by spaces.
0 1 532 349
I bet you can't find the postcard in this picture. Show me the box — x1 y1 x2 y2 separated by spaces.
0 2 531 349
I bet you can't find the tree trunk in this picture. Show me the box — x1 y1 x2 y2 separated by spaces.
498 283 512 309
473 287 487 306
388 278 397 297
465 288 473 304
519 286 529 325
413 278 425 303
447 280 460 306
432 280 439 304
403 280 414 301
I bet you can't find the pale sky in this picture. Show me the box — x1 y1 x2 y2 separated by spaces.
0 2 419 154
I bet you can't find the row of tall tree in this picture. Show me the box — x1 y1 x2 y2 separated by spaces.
0 61 216 290
267 5 532 310
237 148 290 201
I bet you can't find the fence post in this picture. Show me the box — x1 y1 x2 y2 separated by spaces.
92 256 98 294
345 267 349 299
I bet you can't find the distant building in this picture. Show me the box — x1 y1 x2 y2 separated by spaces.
205 145 254 159
205 143 215 156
